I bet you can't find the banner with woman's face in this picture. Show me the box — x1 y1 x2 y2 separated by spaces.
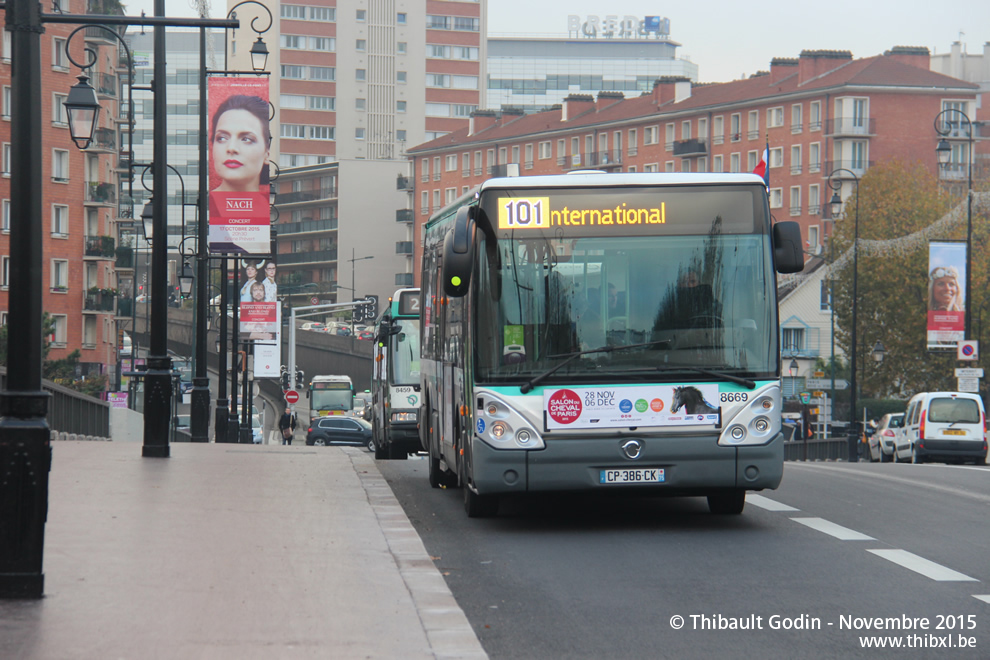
927 241 966 350
208 76 271 255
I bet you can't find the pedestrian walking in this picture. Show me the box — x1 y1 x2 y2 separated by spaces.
278 407 296 445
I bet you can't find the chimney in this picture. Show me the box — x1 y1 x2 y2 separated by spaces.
652 76 691 106
797 49 852 85
595 91 625 112
468 109 498 136
769 57 798 84
883 45 931 70
562 94 594 121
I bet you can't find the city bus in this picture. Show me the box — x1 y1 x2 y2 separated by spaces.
420 173 804 517
307 374 355 424
371 288 422 459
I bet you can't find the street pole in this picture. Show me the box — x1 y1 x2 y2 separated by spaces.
190 25 211 442
215 257 230 442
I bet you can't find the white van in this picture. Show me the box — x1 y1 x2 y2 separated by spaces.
893 391 987 465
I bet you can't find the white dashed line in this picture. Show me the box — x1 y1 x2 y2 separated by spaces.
790 517 875 540
867 549 978 582
973 595 990 604
747 494 799 511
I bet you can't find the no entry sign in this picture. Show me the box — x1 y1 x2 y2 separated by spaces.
284 390 300 404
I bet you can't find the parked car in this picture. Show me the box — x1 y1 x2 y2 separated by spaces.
867 413 903 462
893 392 987 464
120 333 132 357
251 414 264 444
300 322 326 332
306 416 374 449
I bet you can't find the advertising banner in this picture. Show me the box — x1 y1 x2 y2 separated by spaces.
927 241 966 350
238 258 278 344
544 384 721 430
208 76 271 255
254 341 280 379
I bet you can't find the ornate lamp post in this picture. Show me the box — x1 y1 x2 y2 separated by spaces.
827 167 860 462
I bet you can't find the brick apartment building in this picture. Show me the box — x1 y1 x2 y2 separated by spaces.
0 1 127 386
406 47 982 285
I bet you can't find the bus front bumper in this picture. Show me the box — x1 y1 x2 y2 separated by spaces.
469 433 784 496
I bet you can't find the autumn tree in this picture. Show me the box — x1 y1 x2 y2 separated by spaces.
827 159 989 402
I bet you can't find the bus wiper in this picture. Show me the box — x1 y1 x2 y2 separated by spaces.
627 365 756 389
519 340 671 394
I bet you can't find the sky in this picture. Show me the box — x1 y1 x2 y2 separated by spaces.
124 0 989 84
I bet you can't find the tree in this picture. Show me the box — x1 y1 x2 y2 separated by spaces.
828 159 988 402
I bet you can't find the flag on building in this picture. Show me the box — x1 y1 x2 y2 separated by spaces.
752 143 769 188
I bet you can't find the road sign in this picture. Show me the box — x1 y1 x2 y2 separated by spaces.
310 296 319 305
284 389 300 404
954 368 984 378
805 378 848 390
957 340 979 361
957 377 980 393
799 392 811 404
813 371 824 378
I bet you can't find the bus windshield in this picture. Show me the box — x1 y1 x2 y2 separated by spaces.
389 318 421 386
473 184 778 384
310 385 353 413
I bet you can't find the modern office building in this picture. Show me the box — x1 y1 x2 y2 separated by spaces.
224 0 486 304
486 29 697 113
0 0 128 387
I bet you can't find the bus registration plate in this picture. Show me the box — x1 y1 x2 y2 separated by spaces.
599 468 664 484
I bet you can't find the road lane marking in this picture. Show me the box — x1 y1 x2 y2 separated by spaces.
974 595 990 604
786 462 990 505
747 494 799 511
791 517 874 540
867 549 978 582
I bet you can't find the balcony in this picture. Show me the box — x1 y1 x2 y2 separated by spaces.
396 175 413 191
84 235 116 259
396 209 413 223
115 245 134 269
84 25 122 46
83 289 117 313
395 241 413 255
277 188 337 205
566 151 622 170
84 127 117 154
85 181 117 206
94 72 117 100
791 122 804 134
938 163 969 181
824 118 875 137
274 219 336 235
672 138 707 157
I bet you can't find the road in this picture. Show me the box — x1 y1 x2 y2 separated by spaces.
378 457 990 659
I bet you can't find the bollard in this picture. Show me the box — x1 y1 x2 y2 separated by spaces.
847 432 859 462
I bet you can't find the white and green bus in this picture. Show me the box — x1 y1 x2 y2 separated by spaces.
420 173 804 517
371 288 422 459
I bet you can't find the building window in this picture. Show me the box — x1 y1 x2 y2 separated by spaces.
356 69 366 82
51 260 68 290
397 100 406 113
524 144 534 169
511 145 520 164
809 142 821 173
421 191 429 213
1 255 8 288
52 204 69 236
281 65 304 79
426 74 450 88
789 186 801 216
769 188 783 209
355 128 365 140
280 34 303 49
356 9 366 21
453 17 479 31
445 187 456 204
356 39 366 51
397 12 407 24
52 93 67 126
730 153 740 173
443 154 455 172
747 150 758 171
747 110 759 139
808 225 820 253
311 6 334 20
49 314 67 345
809 184 821 216
428 44 450 59
781 327 805 354
397 71 407 83
712 116 724 143
643 163 658 173
52 37 68 70
820 280 830 311
790 145 802 175
809 101 821 131
713 155 723 172
767 106 784 128
1 198 8 232
397 130 406 141
356 98 366 111
397 42 407 54
680 120 691 140
462 152 470 175
770 147 783 168
697 157 708 173
433 190 440 209
538 141 551 160
308 66 335 81
310 37 334 51
627 128 637 155
730 113 741 141
643 126 659 145
791 103 803 133
2 86 10 120
664 123 674 150
52 149 69 182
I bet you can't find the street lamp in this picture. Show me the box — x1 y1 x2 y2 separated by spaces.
63 74 101 150
349 249 374 333
178 262 195 298
872 341 886 364
934 108 974 340
827 167 861 462
140 199 154 241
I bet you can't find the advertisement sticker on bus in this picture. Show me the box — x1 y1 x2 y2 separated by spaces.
544 384 721 430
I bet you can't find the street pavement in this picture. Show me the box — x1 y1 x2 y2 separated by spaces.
0 441 487 660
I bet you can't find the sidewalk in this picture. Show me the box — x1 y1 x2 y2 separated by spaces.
0 441 487 660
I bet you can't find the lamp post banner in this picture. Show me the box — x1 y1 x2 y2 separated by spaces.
927 241 966 350
208 76 271 255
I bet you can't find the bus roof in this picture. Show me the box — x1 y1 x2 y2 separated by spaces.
480 172 766 192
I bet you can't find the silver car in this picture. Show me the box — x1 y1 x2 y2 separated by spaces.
868 413 903 462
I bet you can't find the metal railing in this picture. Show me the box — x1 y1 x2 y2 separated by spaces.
0 367 110 438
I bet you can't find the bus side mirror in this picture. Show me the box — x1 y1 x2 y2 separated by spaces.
443 206 476 297
772 221 804 274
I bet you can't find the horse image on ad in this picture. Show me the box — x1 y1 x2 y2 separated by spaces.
670 386 720 415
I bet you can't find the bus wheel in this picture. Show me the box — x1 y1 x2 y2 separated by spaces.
707 490 745 515
428 442 443 489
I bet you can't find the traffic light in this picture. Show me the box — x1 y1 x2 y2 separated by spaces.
362 295 378 321
352 297 365 323
280 372 290 390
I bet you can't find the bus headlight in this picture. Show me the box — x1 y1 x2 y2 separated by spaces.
391 411 417 423
491 422 508 438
